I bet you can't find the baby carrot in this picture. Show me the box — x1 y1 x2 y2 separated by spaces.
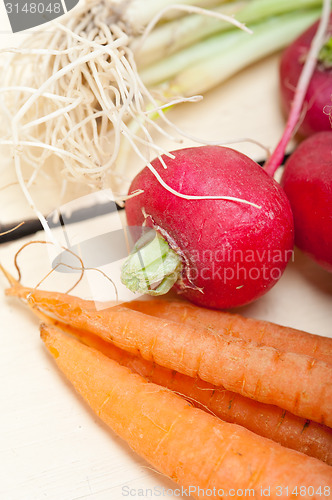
3 265 331 367
64 322 332 464
6 285 332 427
41 324 332 500
125 299 332 364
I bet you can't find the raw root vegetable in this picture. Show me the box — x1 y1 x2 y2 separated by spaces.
264 0 331 177
121 3 332 308
5 283 332 426
4 262 331 363
40 323 332 499
3 271 332 462
279 14 332 138
121 145 294 309
0 0 322 228
57 321 332 464
280 131 332 272
124 299 332 364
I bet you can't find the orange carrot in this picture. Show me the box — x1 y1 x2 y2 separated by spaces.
3 265 331 367
125 299 332 364
60 322 331 464
6 284 332 427
41 323 332 500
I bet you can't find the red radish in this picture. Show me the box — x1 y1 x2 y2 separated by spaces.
279 15 332 138
121 4 331 309
122 146 294 309
280 131 332 272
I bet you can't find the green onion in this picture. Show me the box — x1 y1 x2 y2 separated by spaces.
134 0 322 68
142 9 320 94
0 0 324 222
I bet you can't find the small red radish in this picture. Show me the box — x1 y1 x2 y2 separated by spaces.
279 14 332 138
121 146 294 309
280 131 332 272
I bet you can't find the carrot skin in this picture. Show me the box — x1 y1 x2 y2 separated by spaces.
125 299 332 364
5 270 331 461
69 324 332 465
8 282 332 365
6 286 332 427
40 324 332 500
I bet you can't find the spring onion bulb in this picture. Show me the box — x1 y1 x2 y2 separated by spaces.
0 0 323 219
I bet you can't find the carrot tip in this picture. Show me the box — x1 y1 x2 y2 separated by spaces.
4 284 32 301
0 263 19 287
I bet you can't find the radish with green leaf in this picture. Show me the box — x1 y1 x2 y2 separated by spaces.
279 14 332 138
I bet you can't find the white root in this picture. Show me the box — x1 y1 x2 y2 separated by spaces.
0 0 261 229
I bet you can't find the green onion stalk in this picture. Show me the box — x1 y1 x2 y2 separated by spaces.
0 0 323 232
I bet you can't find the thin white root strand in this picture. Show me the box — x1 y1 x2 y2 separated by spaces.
127 65 271 157
0 87 75 102
0 0 263 235
145 163 262 209
143 95 203 113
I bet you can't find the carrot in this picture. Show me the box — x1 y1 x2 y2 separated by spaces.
58 321 331 464
6 284 332 427
6 268 330 365
6 263 330 464
125 299 332 364
40 323 332 500
4 265 330 364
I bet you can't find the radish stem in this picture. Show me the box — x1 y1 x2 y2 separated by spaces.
0 0 325 226
264 0 331 178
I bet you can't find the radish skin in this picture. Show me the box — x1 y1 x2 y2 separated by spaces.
279 14 332 138
123 146 294 309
